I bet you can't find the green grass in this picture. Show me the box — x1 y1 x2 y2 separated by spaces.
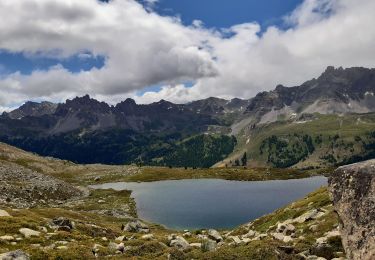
227 113 375 168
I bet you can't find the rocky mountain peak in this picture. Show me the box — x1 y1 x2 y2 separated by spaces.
5 100 57 119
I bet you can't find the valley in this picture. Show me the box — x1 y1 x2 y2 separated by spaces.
0 142 342 259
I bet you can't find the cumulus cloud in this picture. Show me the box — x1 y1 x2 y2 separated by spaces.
0 0 375 108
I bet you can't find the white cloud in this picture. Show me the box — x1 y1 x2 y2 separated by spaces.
0 0 375 109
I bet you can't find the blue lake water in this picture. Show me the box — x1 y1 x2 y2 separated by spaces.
91 176 327 230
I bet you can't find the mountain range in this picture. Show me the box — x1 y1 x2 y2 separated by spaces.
1 66 375 168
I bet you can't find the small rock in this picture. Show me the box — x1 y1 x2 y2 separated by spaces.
0 250 30 260
19 228 40 238
278 245 295 254
277 223 296 236
309 225 319 232
201 239 217 252
295 209 324 223
207 229 223 242
115 235 127 242
117 243 125 253
94 177 101 182
310 243 334 259
56 246 68 250
0 235 15 242
141 234 154 240
170 236 190 250
183 231 192 237
0 210 11 217
242 230 256 238
190 243 202 248
122 220 149 233
228 236 243 245
101 237 108 241
51 217 74 232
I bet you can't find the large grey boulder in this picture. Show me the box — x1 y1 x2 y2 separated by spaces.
0 250 30 260
328 160 375 260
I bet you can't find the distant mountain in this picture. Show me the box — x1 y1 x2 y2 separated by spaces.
1 66 375 167
3 101 57 119
244 66 375 124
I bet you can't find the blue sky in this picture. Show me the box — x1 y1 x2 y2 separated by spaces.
152 0 303 28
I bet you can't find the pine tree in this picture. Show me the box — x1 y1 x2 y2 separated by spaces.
241 152 247 166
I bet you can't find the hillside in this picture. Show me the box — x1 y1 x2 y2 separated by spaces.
222 113 375 169
0 143 344 259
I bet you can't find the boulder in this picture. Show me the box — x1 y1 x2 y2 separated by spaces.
122 220 149 233
277 223 296 236
51 217 74 232
169 236 190 250
207 229 223 242
0 250 30 260
0 210 11 217
201 239 217 252
309 243 334 260
19 228 40 238
329 160 375 260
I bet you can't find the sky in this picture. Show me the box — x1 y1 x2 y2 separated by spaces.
0 0 375 110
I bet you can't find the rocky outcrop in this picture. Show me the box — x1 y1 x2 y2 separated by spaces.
329 159 375 260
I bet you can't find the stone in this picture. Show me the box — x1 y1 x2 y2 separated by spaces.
169 236 190 250
242 230 256 238
309 225 319 232
228 236 243 245
329 160 375 260
0 210 11 217
277 223 296 236
108 242 119 252
51 217 74 232
207 229 223 242
117 243 125 253
190 243 202 248
141 234 154 240
201 239 217 252
115 235 126 242
295 209 323 223
310 243 334 259
19 228 40 238
183 231 192 237
122 220 149 233
278 245 295 254
56 246 68 250
0 236 14 242
0 250 30 260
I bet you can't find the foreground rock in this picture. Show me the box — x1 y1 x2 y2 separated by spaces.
0 250 30 260
329 159 375 260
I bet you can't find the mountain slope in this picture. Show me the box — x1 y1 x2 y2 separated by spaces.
221 113 375 169
1 66 375 167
